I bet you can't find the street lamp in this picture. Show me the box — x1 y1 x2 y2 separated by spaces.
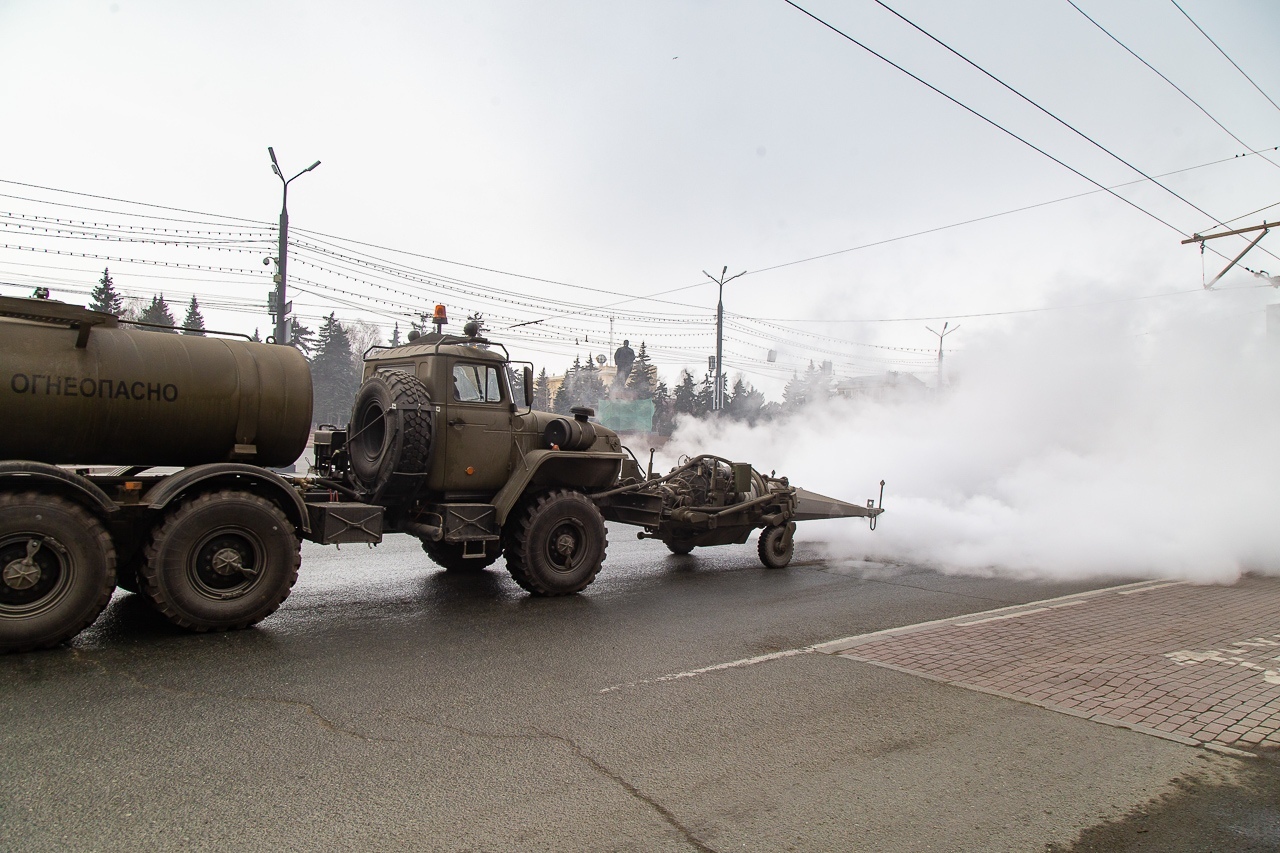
268 146 321 346
703 265 745 411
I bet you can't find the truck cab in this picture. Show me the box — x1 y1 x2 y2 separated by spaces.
314 319 634 596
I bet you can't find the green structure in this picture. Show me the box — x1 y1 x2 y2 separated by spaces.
597 398 655 433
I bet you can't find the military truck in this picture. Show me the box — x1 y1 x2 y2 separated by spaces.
0 296 882 652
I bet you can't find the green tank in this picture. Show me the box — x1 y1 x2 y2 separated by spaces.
0 296 312 468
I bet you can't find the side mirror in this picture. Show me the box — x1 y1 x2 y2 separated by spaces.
523 365 533 407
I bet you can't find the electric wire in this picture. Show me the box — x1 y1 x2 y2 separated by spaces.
871 0 1277 263
1168 0 1280 117
780 0 1242 260
1067 0 1280 171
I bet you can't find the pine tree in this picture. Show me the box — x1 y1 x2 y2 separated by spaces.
251 328 262 342
181 295 207 335
626 341 656 399
89 267 123 315
727 376 766 424
673 370 698 417
803 359 830 404
390 322 402 347
289 318 317 359
552 377 573 414
533 368 552 411
137 294 177 332
783 371 805 409
310 314 361 426
695 372 717 416
575 355 607 408
653 379 675 435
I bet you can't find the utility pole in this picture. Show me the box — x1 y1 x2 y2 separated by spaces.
926 321 959 390
703 265 745 411
267 147 321 346
1181 220 1271 289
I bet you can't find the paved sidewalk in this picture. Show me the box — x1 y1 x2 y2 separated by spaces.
817 576 1280 754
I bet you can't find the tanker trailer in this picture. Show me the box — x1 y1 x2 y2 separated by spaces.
0 295 381 652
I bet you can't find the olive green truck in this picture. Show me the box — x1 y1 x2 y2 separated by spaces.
0 295 882 652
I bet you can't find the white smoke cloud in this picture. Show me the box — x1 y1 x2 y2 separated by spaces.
654 291 1280 583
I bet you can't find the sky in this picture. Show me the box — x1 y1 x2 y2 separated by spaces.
1 0 1278 395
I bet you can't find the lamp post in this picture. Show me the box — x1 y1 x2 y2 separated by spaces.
268 147 320 346
703 265 745 411
925 321 959 390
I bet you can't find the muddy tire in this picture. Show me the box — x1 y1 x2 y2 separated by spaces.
140 490 300 632
503 490 606 596
0 491 116 652
422 538 502 572
348 370 433 503
758 524 795 569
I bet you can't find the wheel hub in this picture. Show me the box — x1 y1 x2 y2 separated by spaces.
553 532 577 558
210 547 247 576
2 540 43 590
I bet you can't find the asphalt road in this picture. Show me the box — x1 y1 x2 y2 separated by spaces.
2 526 1274 852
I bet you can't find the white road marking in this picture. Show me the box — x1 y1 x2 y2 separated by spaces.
601 579 1177 692
1116 581 1186 595
600 647 814 693
956 607 1050 626
1165 634 1280 685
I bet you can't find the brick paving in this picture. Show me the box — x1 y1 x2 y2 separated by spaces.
816 577 1280 753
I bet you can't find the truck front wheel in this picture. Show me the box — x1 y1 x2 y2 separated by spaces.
504 490 607 596
0 491 116 652
140 490 300 632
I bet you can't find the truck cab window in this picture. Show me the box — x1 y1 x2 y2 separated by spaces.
453 364 503 403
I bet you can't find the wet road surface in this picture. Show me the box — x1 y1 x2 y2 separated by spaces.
3 526 1277 851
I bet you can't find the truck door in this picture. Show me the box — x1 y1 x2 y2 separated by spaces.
439 361 512 492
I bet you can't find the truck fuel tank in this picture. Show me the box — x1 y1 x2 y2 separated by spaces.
0 297 312 468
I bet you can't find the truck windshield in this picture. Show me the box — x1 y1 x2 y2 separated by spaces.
453 363 503 403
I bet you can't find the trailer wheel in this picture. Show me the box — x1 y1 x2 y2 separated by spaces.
665 541 695 556
0 491 116 652
504 490 606 595
758 523 795 569
422 539 502 572
140 490 300 632
348 370 434 503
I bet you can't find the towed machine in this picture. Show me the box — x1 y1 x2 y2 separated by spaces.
0 296 883 651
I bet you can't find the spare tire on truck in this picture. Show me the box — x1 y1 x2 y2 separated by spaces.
347 370 434 503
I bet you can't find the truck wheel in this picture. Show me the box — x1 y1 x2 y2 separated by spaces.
665 541 695 556
0 491 116 652
505 490 606 595
758 524 795 569
348 370 434 503
421 539 502 572
140 490 300 632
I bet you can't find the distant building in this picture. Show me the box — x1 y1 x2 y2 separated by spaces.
834 371 929 402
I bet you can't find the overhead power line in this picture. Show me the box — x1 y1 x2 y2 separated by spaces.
779 1 1230 254
1067 0 1280 171
870 0 1277 264
1169 0 1280 117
